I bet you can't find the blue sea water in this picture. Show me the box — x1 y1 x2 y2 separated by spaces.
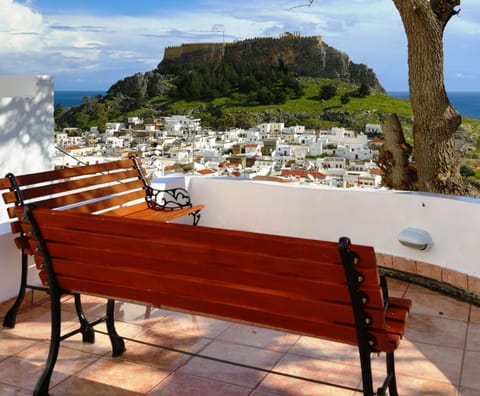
389 91 480 120
54 90 106 108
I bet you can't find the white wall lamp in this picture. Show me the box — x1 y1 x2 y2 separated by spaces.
398 227 433 251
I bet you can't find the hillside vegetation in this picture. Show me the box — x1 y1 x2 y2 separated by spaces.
55 73 414 134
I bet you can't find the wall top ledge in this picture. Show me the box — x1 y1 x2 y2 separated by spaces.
0 75 51 98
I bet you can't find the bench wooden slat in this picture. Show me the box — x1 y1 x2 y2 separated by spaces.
6 180 145 218
31 218 380 288
2 169 141 205
11 159 137 185
63 188 146 214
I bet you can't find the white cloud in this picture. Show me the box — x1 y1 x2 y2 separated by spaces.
0 0 44 51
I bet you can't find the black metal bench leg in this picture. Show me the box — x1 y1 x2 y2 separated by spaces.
106 299 126 357
33 285 62 396
386 352 398 396
73 294 95 343
358 345 375 396
2 251 28 328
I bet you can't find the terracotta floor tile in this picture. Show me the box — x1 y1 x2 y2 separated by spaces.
459 387 480 396
128 306 175 328
406 283 441 295
150 311 232 339
50 376 141 396
0 382 31 396
466 322 480 352
16 342 100 376
406 313 468 348
0 333 39 361
258 353 359 396
72 357 168 393
250 391 281 396
60 294 109 316
179 341 284 388
114 301 164 324
0 305 79 340
119 328 211 370
148 372 251 395
461 351 480 390
385 277 410 297
404 290 470 321
216 323 299 352
289 336 360 366
61 320 145 356
0 356 69 392
381 338 463 385
470 305 480 324
371 371 458 396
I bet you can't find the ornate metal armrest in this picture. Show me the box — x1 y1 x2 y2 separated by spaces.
145 186 194 211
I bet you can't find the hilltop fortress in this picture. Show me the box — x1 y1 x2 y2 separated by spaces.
159 34 384 92
163 33 322 60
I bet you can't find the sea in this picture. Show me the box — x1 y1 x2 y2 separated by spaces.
54 90 480 121
389 91 480 120
54 90 106 108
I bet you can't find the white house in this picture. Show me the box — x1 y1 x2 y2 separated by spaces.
105 123 125 135
319 127 368 146
163 115 201 136
282 125 305 135
318 157 346 177
335 144 372 161
365 123 383 135
128 117 144 126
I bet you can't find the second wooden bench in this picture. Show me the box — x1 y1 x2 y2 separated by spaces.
0 156 203 328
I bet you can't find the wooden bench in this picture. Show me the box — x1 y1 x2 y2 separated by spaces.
0 156 203 329
19 205 411 396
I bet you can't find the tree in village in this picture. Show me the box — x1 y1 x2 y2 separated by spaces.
306 0 478 196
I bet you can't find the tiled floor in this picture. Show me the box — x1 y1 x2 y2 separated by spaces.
1 278 479 395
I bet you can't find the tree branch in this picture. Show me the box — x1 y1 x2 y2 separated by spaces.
286 0 314 10
430 0 461 27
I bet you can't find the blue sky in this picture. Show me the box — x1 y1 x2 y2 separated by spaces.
1 0 479 92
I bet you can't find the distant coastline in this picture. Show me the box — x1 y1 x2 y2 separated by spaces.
54 90 106 108
55 90 480 121
389 91 480 120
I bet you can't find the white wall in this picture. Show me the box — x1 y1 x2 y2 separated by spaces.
0 75 55 302
187 177 480 278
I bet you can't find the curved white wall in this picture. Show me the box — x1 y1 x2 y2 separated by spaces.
0 75 54 302
187 177 480 278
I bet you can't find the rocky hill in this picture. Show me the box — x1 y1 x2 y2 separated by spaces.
159 34 384 91
108 34 384 98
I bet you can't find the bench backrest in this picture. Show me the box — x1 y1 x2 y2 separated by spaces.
1 157 149 249
20 206 400 353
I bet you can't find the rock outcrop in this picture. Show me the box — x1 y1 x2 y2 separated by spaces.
158 34 384 92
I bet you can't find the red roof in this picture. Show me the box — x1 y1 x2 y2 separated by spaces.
281 170 327 178
197 169 216 175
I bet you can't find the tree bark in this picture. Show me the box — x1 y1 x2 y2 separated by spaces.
392 0 478 196
378 114 417 189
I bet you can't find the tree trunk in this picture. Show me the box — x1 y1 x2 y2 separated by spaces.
378 114 417 189
392 0 477 196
